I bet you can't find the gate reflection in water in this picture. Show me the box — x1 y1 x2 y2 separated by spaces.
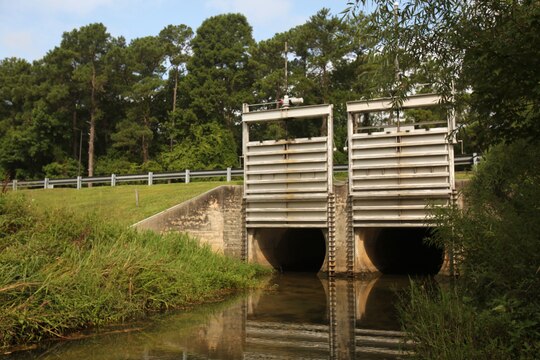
7 275 417 360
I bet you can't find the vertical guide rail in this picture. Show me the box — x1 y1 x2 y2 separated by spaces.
327 193 336 276
346 195 355 276
328 277 338 360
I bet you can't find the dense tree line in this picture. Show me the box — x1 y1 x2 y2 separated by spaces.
0 9 379 180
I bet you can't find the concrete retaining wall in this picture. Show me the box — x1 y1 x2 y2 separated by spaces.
132 185 244 258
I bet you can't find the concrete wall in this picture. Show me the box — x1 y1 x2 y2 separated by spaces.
132 185 244 258
133 181 469 276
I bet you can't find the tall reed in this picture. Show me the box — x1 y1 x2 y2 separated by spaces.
0 194 270 349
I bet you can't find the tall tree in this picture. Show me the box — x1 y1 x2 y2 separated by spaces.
61 23 112 177
187 13 255 128
112 36 166 163
159 24 193 149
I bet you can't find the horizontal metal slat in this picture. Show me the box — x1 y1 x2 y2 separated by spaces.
353 215 434 221
351 161 449 170
350 189 452 198
351 127 448 139
351 172 449 181
352 151 448 160
353 222 434 227
246 158 327 166
351 140 448 150
247 216 327 222
246 148 327 157
246 194 328 201
246 207 327 213
247 223 327 228
246 178 327 185
246 187 328 194
246 168 327 176
353 205 434 211
352 183 450 191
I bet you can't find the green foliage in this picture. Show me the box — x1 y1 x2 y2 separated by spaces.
400 140 540 359
94 156 138 175
398 283 534 360
348 0 540 149
161 123 238 171
0 194 270 348
187 13 255 128
42 159 79 178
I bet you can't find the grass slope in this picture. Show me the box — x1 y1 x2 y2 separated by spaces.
20 181 239 226
0 194 270 349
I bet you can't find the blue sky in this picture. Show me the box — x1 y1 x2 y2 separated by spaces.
0 0 363 62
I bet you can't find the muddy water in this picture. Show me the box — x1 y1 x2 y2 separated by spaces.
6 274 414 360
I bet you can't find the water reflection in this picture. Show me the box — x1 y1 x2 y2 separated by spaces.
5 275 417 360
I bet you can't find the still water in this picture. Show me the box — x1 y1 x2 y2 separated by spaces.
6 274 414 359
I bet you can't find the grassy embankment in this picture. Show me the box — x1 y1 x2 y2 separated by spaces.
21 181 241 226
0 182 271 350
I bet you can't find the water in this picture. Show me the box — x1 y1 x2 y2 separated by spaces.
4 274 414 359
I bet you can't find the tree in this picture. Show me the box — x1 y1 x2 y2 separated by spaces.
112 36 166 163
159 24 193 150
346 0 540 148
186 13 255 128
60 23 112 177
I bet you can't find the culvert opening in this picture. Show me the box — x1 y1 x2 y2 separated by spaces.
255 228 326 272
365 227 444 275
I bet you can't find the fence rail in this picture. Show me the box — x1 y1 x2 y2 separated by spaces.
7 154 479 191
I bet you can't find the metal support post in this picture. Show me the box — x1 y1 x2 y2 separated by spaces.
148 172 153 186
227 167 232 182
76 176 82 190
185 169 190 184
44 178 49 189
111 174 116 187
12 180 17 191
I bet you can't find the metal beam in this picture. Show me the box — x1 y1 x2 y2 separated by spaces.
243 104 332 123
346 94 442 113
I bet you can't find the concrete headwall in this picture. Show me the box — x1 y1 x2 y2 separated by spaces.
132 185 244 258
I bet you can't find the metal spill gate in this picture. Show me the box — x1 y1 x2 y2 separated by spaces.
346 94 456 227
242 104 334 229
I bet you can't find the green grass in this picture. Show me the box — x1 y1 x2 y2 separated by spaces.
455 171 473 180
19 181 240 226
0 194 270 349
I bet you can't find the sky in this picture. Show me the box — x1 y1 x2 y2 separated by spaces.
0 0 363 62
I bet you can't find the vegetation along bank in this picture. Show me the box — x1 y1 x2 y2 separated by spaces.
0 193 271 350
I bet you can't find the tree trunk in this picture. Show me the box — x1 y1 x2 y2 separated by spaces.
142 115 149 163
72 109 78 158
88 64 96 183
170 68 178 151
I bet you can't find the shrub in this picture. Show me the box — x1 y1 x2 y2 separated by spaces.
401 140 540 359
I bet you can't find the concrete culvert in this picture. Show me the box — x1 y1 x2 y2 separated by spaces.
365 227 444 275
274 229 326 272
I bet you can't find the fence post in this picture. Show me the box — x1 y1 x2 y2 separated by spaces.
227 167 232 182
473 152 479 166
76 176 82 190
185 169 190 184
111 174 116 187
148 172 153 186
44 178 49 189
12 179 17 191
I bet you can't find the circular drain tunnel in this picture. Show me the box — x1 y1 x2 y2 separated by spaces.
365 227 444 275
255 228 326 272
